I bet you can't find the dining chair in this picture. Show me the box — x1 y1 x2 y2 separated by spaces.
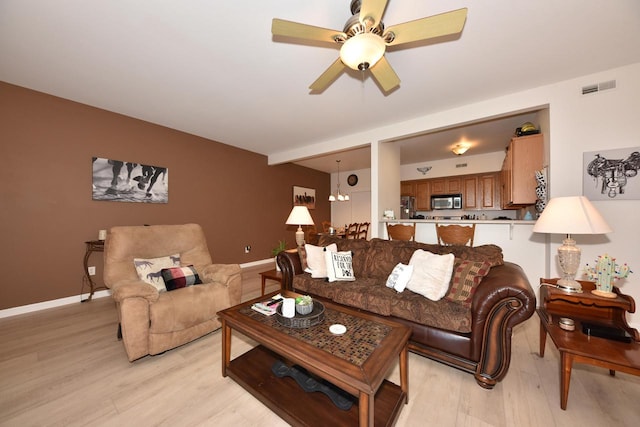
435 223 476 246
346 223 359 239
356 222 370 239
386 223 416 241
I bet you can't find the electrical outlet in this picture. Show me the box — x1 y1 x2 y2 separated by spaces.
244 245 251 253
88 266 96 276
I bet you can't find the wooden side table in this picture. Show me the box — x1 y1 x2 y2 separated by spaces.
538 278 640 409
259 269 283 296
539 278 639 341
82 240 107 301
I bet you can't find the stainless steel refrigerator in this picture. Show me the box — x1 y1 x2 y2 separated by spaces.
400 196 415 219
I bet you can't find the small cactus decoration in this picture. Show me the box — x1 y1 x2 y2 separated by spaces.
584 254 632 298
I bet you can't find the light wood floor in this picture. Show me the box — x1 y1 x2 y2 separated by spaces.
1 296 640 426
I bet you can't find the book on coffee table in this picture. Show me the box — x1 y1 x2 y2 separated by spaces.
251 299 280 316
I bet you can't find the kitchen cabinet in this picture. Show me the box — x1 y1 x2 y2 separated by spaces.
463 176 478 209
403 172 501 211
501 134 543 208
430 177 462 195
479 173 501 209
463 172 501 210
415 181 431 210
401 181 415 197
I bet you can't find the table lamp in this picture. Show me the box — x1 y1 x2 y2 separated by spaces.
286 205 315 247
533 196 612 293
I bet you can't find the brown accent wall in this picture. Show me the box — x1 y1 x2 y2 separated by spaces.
0 82 330 309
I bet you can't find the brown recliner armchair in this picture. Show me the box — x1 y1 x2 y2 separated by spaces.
103 224 242 361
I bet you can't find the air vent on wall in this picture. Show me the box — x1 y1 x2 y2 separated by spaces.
582 79 616 95
456 163 468 168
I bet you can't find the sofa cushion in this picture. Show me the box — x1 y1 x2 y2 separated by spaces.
406 250 455 301
292 274 340 300
445 259 492 307
302 243 337 278
325 251 356 282
134 254 181 292
439 244 504 267
385 263 414 292
362 239 433 280
318 235 371 277
390 288 472 333
161 265 202 291
332 280 393 316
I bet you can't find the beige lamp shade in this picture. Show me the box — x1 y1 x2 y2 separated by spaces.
532 196 612 234
286 206 314 246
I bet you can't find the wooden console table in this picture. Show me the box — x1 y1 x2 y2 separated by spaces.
538 278 640 409
82 240 107 301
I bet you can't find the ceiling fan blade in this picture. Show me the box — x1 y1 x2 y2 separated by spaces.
359 0 389 29
369 56 400 92
272 19 345 45
384 8 468 47
309 58 346 92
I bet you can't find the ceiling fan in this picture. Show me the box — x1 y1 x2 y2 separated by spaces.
271 0 468 93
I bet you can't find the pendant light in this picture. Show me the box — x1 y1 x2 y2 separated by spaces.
329 160 350 202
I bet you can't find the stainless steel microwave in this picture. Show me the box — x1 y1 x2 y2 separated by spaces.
431 194 462 210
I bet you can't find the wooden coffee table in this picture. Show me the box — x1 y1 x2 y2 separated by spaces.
218 291 411 427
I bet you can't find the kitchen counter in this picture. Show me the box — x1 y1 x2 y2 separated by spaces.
382 219 536 225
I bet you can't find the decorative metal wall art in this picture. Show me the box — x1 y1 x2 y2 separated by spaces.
583 147 640 200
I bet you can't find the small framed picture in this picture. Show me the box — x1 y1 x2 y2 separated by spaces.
293 186 315 209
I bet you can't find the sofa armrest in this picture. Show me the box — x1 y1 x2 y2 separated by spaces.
201 263 242 306
277 249 303 291
469 261 536 387
111 280 160 303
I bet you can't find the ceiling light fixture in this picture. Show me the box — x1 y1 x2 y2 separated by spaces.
339 32 386 71
452 143 471 155
329 160 350 202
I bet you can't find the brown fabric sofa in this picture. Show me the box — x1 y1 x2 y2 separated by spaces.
277 235 536 389
104 224 242 361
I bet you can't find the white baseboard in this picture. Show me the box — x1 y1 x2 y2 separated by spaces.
0 259 274 319
0 290 112 319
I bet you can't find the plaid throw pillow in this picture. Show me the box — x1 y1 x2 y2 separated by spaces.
445 259 492 307
161 265 202 291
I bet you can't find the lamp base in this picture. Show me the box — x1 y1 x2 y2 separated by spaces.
556 278 583 293
295 227 305 247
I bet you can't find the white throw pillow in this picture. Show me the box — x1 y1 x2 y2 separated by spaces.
385 263 414 292
134 254 181 292
406 250 455 301
304 243 337 278
325 251 356 282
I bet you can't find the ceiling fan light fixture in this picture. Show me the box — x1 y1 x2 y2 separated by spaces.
339 32 386 71
452 143 471 155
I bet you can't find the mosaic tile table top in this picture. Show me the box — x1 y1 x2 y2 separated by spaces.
241 303 392 366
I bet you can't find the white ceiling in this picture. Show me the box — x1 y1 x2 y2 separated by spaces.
2 1 639 173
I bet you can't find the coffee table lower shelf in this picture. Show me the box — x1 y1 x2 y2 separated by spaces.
227 345 406 427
